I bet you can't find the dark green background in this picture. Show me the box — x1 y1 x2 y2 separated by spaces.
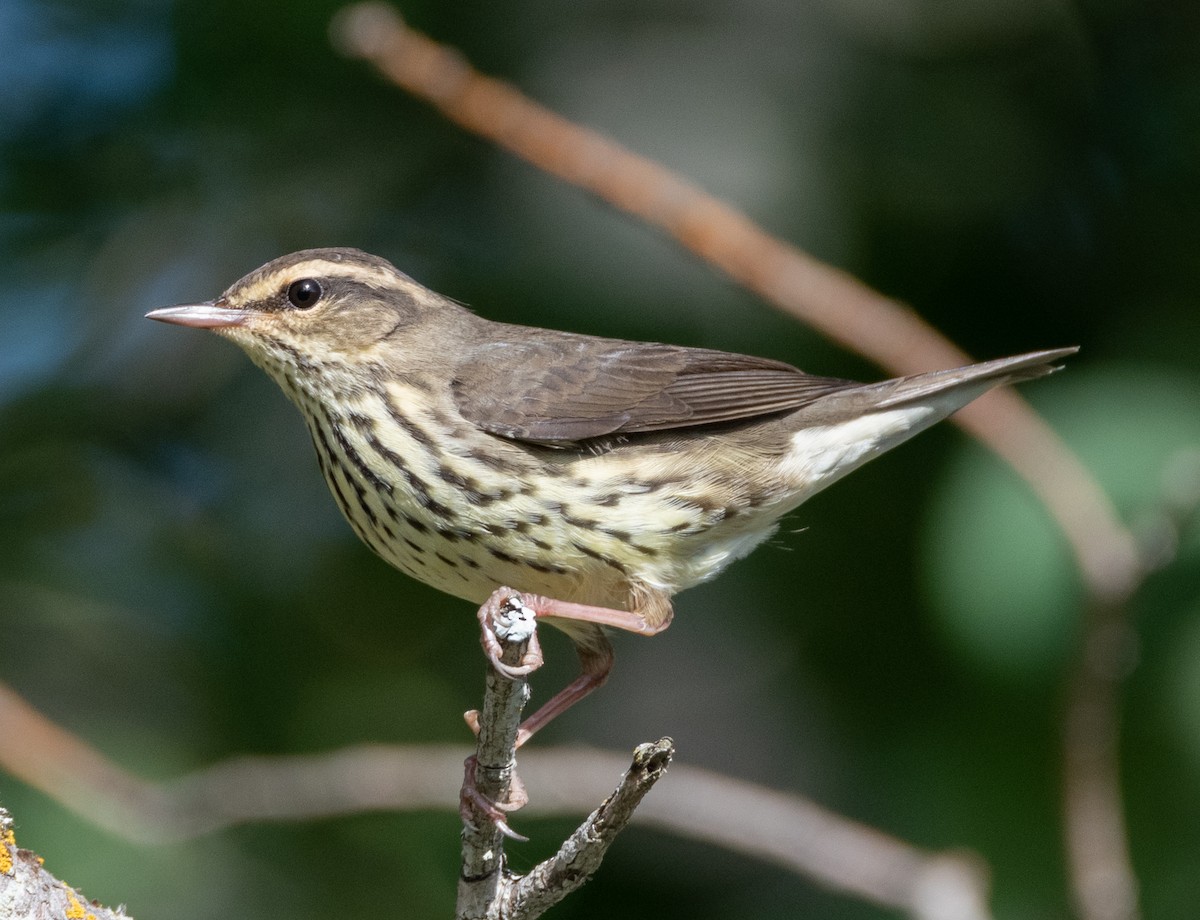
2 1 1198 917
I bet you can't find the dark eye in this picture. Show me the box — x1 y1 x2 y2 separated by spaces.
287 278 322 309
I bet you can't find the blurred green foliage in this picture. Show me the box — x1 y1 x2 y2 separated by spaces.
1 1 1198 918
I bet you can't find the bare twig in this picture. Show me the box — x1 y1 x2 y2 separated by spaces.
0 808 130 920
505 738 674 920
459 591 537 915
456 590 675 919
328 9 1148 918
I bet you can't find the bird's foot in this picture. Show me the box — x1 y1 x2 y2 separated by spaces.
459 754 530 841
477 588 544 679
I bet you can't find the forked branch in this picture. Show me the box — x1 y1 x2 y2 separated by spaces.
457 590 673 919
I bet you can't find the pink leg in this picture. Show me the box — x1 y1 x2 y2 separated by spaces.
510 590 673 745
464 630 613 745
515 636 614 746
523 593 673 636
461 586 674 831
467 588 673 745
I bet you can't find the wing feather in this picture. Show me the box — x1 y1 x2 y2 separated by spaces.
451 329 854 443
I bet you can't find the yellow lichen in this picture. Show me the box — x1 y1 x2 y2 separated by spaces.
0 828 14 874
65 889 87 919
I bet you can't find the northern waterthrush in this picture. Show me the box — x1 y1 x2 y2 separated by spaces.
148 247 1074 737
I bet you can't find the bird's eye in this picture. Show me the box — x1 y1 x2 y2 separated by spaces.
287 278 322 309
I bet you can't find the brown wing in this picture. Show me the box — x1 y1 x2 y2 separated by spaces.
451 328 855 443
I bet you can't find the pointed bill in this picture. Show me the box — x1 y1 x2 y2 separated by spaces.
145 302 249 329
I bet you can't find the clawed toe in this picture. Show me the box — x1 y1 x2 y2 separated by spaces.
460 755 530 841
478 589 544 677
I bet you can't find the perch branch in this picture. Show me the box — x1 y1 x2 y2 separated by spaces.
505 738 674 920
456 590 674 919
458 591 537 914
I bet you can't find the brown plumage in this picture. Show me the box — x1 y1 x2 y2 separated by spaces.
148 247 1076 739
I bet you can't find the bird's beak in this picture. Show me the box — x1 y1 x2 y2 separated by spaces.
145 302 249 329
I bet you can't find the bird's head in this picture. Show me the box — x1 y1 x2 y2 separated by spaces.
147 248 466 386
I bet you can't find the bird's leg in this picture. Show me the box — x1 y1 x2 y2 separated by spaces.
463 636 612 746
521 592 675 638
510 588 673 744
512 634 614 747
459 612 612 835
462 586 673 832
465 587 673 745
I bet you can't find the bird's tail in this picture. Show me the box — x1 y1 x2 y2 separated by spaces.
867 346 1079 411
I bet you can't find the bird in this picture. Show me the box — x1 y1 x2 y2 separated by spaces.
147 247 1075 742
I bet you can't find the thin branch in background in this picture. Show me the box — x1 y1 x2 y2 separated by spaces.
1063 447 1200 920
0 680 990 918
327 8 1148 920
0 680 172 837
1063 598 1140 920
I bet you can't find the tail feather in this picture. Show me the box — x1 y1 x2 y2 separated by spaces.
869 347 1078 411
